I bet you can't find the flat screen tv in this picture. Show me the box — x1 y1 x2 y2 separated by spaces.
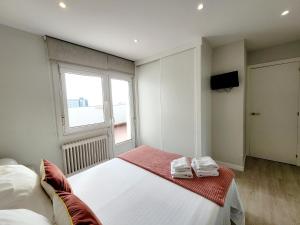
210 71 239 90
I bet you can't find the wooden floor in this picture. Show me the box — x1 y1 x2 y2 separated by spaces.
234 157 300 225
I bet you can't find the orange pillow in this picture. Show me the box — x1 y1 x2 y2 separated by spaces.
40 159 72 199
53 191 102 225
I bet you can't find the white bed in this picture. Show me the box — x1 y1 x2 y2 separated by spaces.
68 158 245 225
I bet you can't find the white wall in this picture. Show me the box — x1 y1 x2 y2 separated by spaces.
0 24 133 171
211 40 246 168
0 24 61 170
200 39 212 156
248 40 300 65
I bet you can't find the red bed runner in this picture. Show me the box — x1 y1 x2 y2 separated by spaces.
118 145 234 206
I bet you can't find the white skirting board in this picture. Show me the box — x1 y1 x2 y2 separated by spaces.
216 161 244 172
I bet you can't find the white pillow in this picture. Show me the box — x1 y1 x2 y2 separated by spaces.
0 158 18 165
0 165 54 222
0 209 53 225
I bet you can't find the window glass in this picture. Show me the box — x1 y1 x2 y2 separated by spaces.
64 73 104 128
111 79 131 143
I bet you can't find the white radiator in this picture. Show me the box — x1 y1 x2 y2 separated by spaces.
62 135 110 175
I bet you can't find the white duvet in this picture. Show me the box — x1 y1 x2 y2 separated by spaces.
68 158 245 225
0 209 52 225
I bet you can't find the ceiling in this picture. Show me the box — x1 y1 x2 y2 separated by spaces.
0 0 300 61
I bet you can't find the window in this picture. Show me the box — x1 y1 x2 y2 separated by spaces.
60 65 107 134
111 79 132 144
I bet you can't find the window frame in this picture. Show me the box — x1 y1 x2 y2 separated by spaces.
109 73 135 146
59 63 110 135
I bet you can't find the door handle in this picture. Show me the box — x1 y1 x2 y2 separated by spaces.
112 117 115 125
251 112 261 116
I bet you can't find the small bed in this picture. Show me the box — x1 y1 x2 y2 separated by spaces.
68 157 245 225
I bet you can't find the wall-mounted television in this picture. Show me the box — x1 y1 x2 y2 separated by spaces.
210 71 239 90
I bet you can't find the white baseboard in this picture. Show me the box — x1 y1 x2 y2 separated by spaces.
216 160 244 172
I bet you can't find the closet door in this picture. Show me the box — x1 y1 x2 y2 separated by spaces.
137 60 162 149
161 49 195 156
249 62 299 164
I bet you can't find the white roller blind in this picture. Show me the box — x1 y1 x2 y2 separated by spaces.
108 55 135 74
46 37 134 74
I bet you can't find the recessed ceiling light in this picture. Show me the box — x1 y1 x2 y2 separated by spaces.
197 3 204 10
59 2 66 9
134 39 138 43
281 10 289 16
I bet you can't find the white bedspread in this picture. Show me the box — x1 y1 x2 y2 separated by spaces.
68 158 244 225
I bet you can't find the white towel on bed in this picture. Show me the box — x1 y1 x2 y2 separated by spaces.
192 168 219 177
171 164 193 179
192 157 219 170
192 157 219 177
171 157 190 172
171 157 193 179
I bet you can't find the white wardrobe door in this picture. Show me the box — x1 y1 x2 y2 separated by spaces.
137 60 162 149
161 49 195 156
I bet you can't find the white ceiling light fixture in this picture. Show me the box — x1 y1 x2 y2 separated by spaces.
197 3 204 11
281 10 289 16
134 39 139 43
59 2 66 9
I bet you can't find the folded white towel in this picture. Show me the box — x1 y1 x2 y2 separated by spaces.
171 157 193 179
172 173 193 179
192 167 219 177
171 167 193 179
191 157 219 177
191 157 219 170
171 157 190 171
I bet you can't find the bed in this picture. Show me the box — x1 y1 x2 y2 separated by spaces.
0 148 245 225
68 158 245 225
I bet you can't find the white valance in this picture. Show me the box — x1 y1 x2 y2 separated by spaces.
46 37 134 74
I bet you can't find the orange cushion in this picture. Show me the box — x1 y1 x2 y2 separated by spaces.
53 191 102 225
40 159 72 199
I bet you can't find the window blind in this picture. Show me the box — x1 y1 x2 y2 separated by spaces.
46 36 134 74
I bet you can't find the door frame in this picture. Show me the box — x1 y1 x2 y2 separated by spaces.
247 57 300 166
108 71 136 156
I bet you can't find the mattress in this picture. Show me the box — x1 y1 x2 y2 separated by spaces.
68 158 245 225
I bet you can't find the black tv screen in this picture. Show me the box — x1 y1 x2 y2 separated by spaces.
210 71 239 90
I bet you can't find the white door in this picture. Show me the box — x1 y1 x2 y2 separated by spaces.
248 62 299 164
109 72 135 155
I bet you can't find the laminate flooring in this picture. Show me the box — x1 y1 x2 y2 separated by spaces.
234 157 300 225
